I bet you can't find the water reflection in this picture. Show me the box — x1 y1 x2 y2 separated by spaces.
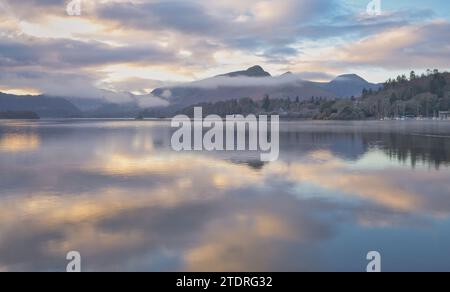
0 120 449 271
0 133 40 152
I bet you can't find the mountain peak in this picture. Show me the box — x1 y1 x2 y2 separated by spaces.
333 74 368 83
281 71 293 77
217 65 271 78
324 74 381 97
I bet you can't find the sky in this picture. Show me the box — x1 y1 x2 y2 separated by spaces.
0 0 449 101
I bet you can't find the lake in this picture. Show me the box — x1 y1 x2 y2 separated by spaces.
0 119 449 272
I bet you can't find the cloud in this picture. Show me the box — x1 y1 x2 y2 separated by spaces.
98 1 225 35
0 33 181 101
155 71 336 93
99 77 178 95
93 0 347 57
331 21 450 70
135 94 170 108
293 71 335 81
0 0 450 94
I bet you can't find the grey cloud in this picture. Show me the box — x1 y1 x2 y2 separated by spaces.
257 46 300 64
94 0 342 54
1 0 68 19
98 1 225 35
99 77 179 95
0 36 177 68
293 71 335 81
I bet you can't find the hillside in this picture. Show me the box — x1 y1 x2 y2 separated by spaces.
0 93 82 118
316 70 450 120
169 71 450 120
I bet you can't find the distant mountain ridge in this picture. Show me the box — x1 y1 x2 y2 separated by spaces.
0 93 146 118
152 66 381 108
0 66 381 118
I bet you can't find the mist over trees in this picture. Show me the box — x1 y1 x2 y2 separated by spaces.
172 70 450 120
175 95 327 119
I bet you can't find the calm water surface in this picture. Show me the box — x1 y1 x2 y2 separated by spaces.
0 119 449 272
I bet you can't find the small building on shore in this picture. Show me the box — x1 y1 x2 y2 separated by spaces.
439 111 450 120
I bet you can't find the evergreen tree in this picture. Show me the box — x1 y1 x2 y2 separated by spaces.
262 95 271 112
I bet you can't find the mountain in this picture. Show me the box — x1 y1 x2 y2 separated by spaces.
280 71 293 77
151 66 380 109
0 92 158 118
82 102 142 118
321 74 381 97
0 93 82 118
65 97 111 112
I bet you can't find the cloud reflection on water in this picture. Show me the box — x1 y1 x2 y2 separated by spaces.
0 133 40 152
0 120 449 271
